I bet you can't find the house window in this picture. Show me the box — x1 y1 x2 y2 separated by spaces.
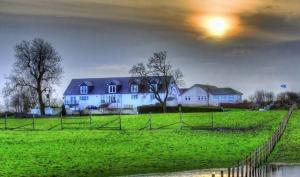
229 95 234 100
221 96 227 100
213 96 219 100
80 96 89 101
131 94 138 100
149 84 158 92
80 86 88 94
131 85 139 93
108 85 117 93
109 95 116 103
71 96 77 104
185 96 191 101
100 95 105 103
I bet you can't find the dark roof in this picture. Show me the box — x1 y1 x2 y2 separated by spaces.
179 88 189 95
79 81 94 87
180 84 243 96
64 76 171 95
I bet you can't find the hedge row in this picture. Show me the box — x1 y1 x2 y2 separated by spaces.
137 105 223 114
219 103 252 109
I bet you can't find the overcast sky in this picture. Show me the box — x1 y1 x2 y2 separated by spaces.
0 0 300 105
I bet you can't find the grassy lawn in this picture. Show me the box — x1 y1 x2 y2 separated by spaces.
269 110 300 163
0 111 288 176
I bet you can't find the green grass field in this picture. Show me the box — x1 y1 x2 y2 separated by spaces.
269 110 300 163
0 110 290 176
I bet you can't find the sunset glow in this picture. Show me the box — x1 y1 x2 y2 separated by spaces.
190 14 240 39
205 16 229 37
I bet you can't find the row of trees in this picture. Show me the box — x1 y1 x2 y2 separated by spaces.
248 90 300 108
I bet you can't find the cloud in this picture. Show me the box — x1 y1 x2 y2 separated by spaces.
239 11 300 40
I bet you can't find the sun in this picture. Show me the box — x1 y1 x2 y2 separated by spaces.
205 16 230 37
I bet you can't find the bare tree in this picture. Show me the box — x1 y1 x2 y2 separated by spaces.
265 91 275 103
277 92 300 105
129 51 183 113
254 90 266 106
5 38 63 115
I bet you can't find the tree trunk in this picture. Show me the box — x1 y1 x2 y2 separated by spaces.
37 89 45 115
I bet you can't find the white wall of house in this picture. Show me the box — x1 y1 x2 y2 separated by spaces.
179 86 242 106
64 92 178 110
211 95 242 105
179 86 210 106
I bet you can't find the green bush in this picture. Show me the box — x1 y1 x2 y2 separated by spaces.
137 105 223 114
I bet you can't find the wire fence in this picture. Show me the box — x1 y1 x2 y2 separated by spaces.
205 104 297 177
0 107 289 132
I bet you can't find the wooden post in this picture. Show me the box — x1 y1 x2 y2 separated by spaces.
221 171 224 177
241 162 244 177
237 161 240 177
32 114 35 130
149 112 152 130
60 112 63 130
228 168 231 177
179 106 183 130
89 111 92 126
212 174 215 177
4 113 7 130
119 111 122 130
211 111 214 129
245 159 248 177
232 167 235 177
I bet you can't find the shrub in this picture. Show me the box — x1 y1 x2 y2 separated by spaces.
137 105 223 114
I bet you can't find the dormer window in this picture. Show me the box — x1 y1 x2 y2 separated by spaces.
131 85 139 93
108 85 117 93
80 86 88 94
149 83 158 92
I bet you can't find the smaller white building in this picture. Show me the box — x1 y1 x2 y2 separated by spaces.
179 84 242 106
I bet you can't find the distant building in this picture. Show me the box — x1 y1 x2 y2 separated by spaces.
63 76 179 112
179 84 242 106
63 77 243 113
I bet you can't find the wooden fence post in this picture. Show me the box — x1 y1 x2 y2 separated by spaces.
236 161 240 177
89 111 92 126
32 114 35 130
245 159 248 177
228 167 231 177
149 112 152 130
60 112 63 130
241 162 244 177
119 111 122 130
211 111 214 129
5 113 7 130
221 170 224 177
179 106 183 130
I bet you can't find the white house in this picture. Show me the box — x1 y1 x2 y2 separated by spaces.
179 84 242 106
63 76 180 112
64 77 243 113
